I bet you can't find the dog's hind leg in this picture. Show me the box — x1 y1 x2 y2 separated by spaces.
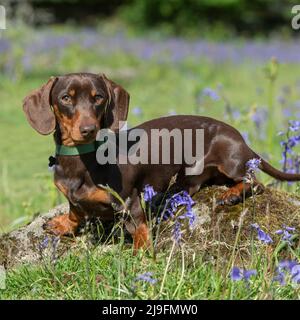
124 189 151 253
216 160 265 205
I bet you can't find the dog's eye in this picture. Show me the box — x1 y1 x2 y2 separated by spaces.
94 95 104 105
61 94 72 104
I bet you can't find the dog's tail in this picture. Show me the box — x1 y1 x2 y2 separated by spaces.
258 158 300 181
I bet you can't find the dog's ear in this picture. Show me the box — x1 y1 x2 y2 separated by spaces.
100 73 130 131
23 77 58 135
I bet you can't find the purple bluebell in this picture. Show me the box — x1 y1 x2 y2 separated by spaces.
39 236 49 251
132 106 143 117
201 88 220 101
289 120 300 132
161 191 196 242
243 269 257 280
143 185 157 203
282 108 292 117
246 158 261 174
135 272 157 284
275 225 296 245
291 265 300 284
273 270 286 285
251 223 273 244
251 108 268 129
278 259 298 271
232 110 241 120
273 260 300 285
231 267 243 281
231 267 257 282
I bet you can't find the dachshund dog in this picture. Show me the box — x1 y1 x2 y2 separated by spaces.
23 73 300 250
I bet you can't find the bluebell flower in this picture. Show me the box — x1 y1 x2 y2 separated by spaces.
243 269 257 281
273 270 286 285
39 236 49 251
231 267 243 281
251 223 273 244
291 265 300 284
135 272 157 284
132 106 143 117
143 184 157 202
251 108 268 129
161 191 196 243
282 108 292 117
273 260 300 286
289 120 300 132
201 87 220 101
246 158 261 174
232 110 241 120
231 267 257 282
275 225 296 245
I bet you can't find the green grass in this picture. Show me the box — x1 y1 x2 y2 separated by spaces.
1 242 299 300
1 26 300 299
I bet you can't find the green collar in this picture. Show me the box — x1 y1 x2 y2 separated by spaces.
55 140 106 156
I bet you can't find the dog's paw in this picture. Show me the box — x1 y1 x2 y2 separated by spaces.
216 194 242 206
43 214 78 236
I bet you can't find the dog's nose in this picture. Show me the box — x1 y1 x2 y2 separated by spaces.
80 124 96 138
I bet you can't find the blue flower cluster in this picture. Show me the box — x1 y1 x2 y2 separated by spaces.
135 272 157 284
246 158 261 175
275 225 296 245
251 108 268 140
143 184 157 203
201 87 220 101
39 235 60 264
143 185 196 243
251 223 273 244
231 267 257 282
279 120 300 175
273 260 300 285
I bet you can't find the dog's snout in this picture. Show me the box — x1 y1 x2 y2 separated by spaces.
79 124 96 138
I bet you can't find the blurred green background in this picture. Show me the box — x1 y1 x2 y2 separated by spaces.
1 0 300 232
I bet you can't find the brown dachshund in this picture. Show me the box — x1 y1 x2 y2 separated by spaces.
23 73 300 250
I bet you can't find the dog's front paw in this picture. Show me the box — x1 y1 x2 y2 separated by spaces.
216 194 242 206
43 214 78 236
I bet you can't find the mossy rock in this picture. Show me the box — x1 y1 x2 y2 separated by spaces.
157 186 300 262
0 186 299 270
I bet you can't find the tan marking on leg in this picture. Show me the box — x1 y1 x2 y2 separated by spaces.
133 223 150 252
85 188 111 204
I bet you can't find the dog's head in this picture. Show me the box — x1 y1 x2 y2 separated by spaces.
23 73 130 146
